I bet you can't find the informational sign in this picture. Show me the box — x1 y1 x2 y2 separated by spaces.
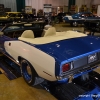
25 6 32 14
43 4 52 13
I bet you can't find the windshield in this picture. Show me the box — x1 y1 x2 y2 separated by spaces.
3 26 22 32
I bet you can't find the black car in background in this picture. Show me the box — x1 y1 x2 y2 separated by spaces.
84 20 100 35
56 12 67 23
0 21 45 38
51 12 68 23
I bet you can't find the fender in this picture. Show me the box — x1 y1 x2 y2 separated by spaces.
4 40 57 81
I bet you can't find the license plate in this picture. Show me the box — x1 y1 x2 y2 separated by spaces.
88 53 97 63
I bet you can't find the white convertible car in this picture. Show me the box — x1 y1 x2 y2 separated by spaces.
0 26 100 87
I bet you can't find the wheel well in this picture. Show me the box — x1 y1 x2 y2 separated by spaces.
18 56 39 76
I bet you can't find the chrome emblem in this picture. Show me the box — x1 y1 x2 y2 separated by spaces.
88 53 97 63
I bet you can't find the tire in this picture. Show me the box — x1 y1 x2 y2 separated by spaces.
20 59 44 86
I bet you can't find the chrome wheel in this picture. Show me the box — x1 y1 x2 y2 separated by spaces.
21 60 32 82
20 59 44 86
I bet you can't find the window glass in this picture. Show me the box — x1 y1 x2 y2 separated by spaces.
4 26 21 32
3 22 44 33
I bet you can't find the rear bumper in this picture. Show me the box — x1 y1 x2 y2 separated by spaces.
57 60 100 83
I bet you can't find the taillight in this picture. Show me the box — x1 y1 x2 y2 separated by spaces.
62 63 70 72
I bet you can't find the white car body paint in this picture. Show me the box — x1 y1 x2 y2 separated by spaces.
67 16 73 20
65 15 71 17
4 41 57 81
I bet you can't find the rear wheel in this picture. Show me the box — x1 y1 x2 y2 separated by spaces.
20 59 44 86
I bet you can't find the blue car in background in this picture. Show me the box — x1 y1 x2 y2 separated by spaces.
63 12 100 26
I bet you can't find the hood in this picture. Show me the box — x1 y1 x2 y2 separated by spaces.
34 36 100 63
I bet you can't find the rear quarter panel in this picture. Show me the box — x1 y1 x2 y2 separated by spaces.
4 40 57 81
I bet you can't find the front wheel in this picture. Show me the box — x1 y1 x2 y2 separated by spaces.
20 59 44 86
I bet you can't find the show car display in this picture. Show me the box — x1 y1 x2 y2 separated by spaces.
1 23 100 99
63 12 100 26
